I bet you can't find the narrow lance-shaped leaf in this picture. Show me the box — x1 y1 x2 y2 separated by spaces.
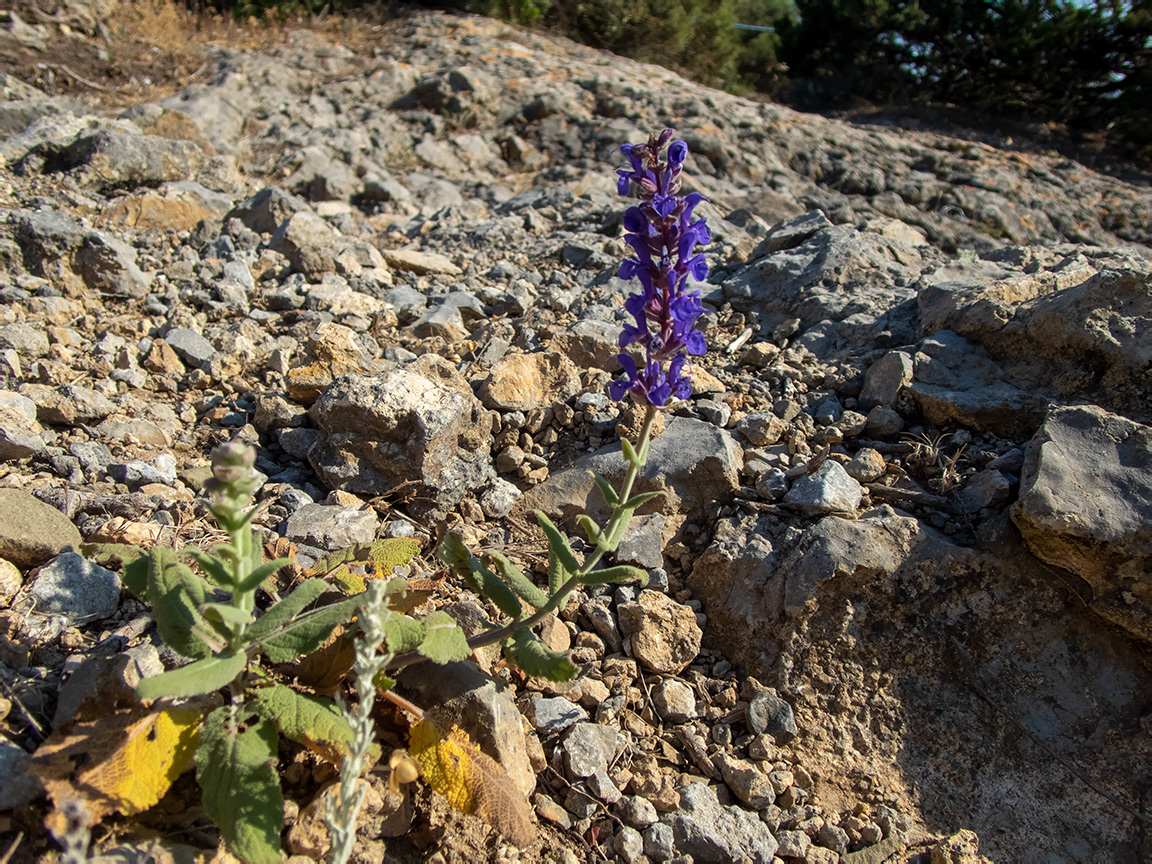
237 557 295 594
196 706 283 864
136 652 248 702
534 511 580 585
588 471 619 507
184 548 231 590
504 626 577 682
581 564 649 587
621 438 639 466
485 550 548 610
245 578 329 645
576 514 603 549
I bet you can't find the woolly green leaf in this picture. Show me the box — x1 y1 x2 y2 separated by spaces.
621 438 639 465
534 518 580 578
136 652 248 702
439 532 484 594
259 596 361 664
147 547 215 660
588 471 619 507
246 578 329 646
581 565 649 586
250 683 352 755
485 550 548 610
184 548 231 590
504 627 576 682
621 490 663 511
576 514 602 548
196 706 283 864
479 563 524 619
383 613 425 654
237 557 294 594
418 610 471 664
201 602 254 628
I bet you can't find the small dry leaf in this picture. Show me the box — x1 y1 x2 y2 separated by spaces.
31 703 205 822
408 719 537 848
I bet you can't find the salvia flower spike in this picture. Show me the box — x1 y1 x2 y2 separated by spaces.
610 128 710 408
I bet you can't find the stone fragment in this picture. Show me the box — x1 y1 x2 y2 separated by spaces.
142 339 185 374
747 689 798 744
956 468 1011 513
309 354 492 511
562 722 622 779
479 352 581 412
644 822 676 861
661 782 778 864
1012 405 1152 642
0 323 49 357
783 460 862 515
613 826 644 863
523 417 742 524
651 678 696 723
74 231 152 298
20 384 116 426
480 477 521 518
0 558 21 603
21 552 120 625
859 350 913 409
618 795 659 829
0 390 45 459
776 829 812 858
284 504 379 552
0 490 83 567
270 210 345 279
528 696 587 735
383 247 461 275
864 405 904 437
930 829 987 864
0 739 40 810
108 455 178 489
736 411 789 447
616 513 667 570
617 590 703 674
713 751 775 808
227 186 311 234
845 447 887 482
163 328 216 367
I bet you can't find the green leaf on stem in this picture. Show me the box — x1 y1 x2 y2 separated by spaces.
588 471 619 507
581 565 649 586
576 515 602 548
621 490 663 511
383 613 425 654
147 547 215 660
536 511 580 577
621 438 639 465
196 706 283 864
185 548 231 590
417 610 471 663
504 627 576 682
201 602 254 629
136 651 248 701
245 578 329 646
259 596 361 664
250 683 352 755
485 550 548 610
440 532 522 618
237 557 295 594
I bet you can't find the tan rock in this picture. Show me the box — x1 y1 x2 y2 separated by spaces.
479 352 581 412
617 590 702 674
384 247 461 275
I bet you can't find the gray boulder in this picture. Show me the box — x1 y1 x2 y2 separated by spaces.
1012 405 1152 642
309 354 493 511
662 782 778 864
0 489 83 567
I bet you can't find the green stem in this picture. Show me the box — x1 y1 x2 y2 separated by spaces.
387 403 659 671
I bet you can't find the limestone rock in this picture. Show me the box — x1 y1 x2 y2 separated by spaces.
617 590 702 674
309 354 493 511
661 782 778 864
0 489 83 567
783 460 862 515
1012 405 1152 642
478 352 581 412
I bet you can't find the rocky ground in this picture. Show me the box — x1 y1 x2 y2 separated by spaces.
0 5 1150 864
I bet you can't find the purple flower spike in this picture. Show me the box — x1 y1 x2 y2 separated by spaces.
610 130 710 408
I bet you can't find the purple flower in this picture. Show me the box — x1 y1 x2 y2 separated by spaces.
610 130 710 407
